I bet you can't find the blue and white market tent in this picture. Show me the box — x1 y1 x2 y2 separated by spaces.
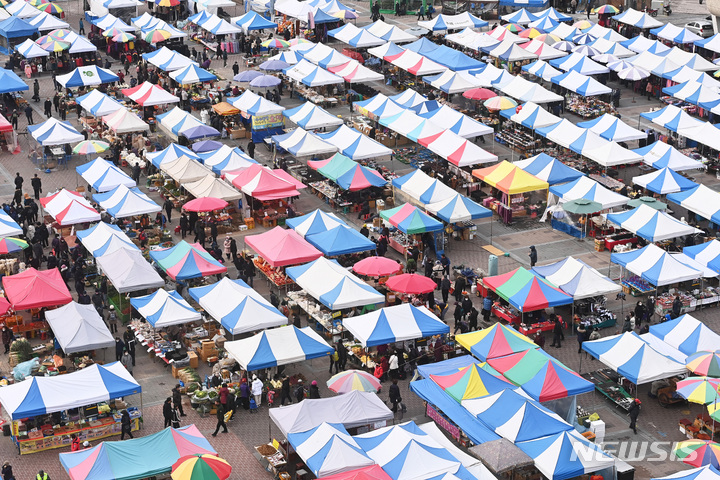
189 277 287 335
684 240 720 275
633 141 703 171
649 314 720 356
199 145 256 175
56 66 119 88
577 113 646 142
224 325 333 371
0 363 140 419
640 104 703 132
233 11 278 32
514 153 584 185
532 256 620 299
76 157 136 192
500 8 538 24
130 289 201 328
28 118 84 146
287 423 374 477
427 193 492 223
77 89 123 117
286 209 347 237
286 257 384 310
631 167 698 194
93 185 162 218
582 331 687 384
76 221 137 257
606 204 701 242
0 210 22 238
147 143 200 167
169 64 217 85
284 102 343 130
611 243 702 286
517 431 614 480
343 304 449 347
317 125 392 160
306 225 376 256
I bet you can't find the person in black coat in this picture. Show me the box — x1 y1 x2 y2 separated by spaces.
628 398 641 434
120 410 133 439
114 337 124 361
1 326 12 354
335 339 347 370
389 379 401 413
672 295 682 319
179 213 189 238
163 397 173 428
440 276 451 304
550 316 563 348
528 246 538 267
309 381 320 399
280 376 292 405
453 275 466 302
212 401 228 436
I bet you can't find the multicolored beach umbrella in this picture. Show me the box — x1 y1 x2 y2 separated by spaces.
37 36 70 52
686 351 720 377
674 441 720 468
676 377 720 404
36 2 63 14
149 240 227 281
327 370 381 394
483 267 573 312
379 203 443 235
456 322 539 361
429 363 513 402
171 454 232 480
0 238 29 254
112 31 136 43
73 140 109 155
143 29 172 44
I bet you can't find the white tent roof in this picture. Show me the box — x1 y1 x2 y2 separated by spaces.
582 140 643 167
426 70 483 94
589 37 634 58
538 119 585 149
648 314 720 355
614 8 663 28
28 118 84 146
501 76 563 104
317 125 392 160
200 145 255 175
331 23 384 47
269 390 393 437
224 325 332 371
143 46 196 72
102 108 149 134
40 189 100 225
76 157 136 192
76 222 138 257
611 243 702 286
16 38 49 58
549 176 628 209
532 257 620 300
667 184 720 226
284 102 344 130
286 257 384 310
301 44 351 68
677 121 720 152
0 363 140 419
161 155 214 183
285 59 344 86
663 46 716 71
506 102 561 129
289 423 375 478
182 175 243 201
487 39 537 62
585 24 627 42
27 11 68 31
343 304 448 347
520 40 567 60
188 277 287 335
552 70 611 96
45 302 115 354
273 128 338 158
363 20 417 43
386 49 447 76
96 248 164 293
577 113 646 142
635 141 704 171
666 66 720 88
61 32 98 54
421 130 497 167
6 1 39 17
0 210 22 238
130 289 201 328
394 169 456 205
582 331 687 384
77 89 123 117
229 89 285 116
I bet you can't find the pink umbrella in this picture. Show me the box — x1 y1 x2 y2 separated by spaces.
183 197 229 212
353 257 402 277
385 273 437 294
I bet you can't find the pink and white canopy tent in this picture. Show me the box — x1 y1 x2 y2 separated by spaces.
384 49 447 76
418 130 498 167
39 189 101 226
121 82 180 106
226 164 305 200
245 226 323 267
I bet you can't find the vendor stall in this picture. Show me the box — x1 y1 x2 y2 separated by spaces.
0 363 142 454
3 267 72 312
224 325 333 371
472 161 549 224
200 145 256 176
611 243 702 287
455 322 539 362
45 302 115 354
95 248 165 293
306 225 376 256
228 90 285 142
40 189 101 226
189 277 287 335
606 204 702 242
93 185 162 218
149 240 227 281
130 289 201 328
286 209 346 237
343 303 448 348
76 158 136 193
379 203 444 255
648 314 720 356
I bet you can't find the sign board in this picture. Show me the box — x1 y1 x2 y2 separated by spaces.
252 113 284 130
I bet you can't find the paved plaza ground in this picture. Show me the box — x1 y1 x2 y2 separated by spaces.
1 0 720 478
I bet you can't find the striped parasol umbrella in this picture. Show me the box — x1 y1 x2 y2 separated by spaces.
112 31 136 43
519 27 543 39
608 58 632 72
463 88 497 100
676 377 720 405
0 238 29 254
37 36 70 52
708 401 720 422
327 369 381 394
617 66 650 81
332 9 358 19
686 351 720 377
572 44 601 57
573 32 596 44
171 454 232 480
102 27 125 38
73 140 110 155
36 2 63 14
261 38 290 49
48 28 72 39
289 37 311 46
0 0 10 6
535 33 561 44
573 19 593 30
503 23 524 33
714 69 720 78
143 29 172 44
594 4 619 14
674 441 720 468
553 40 576 52
484 96 517 111
592 53 618 64
157 0 180 5
28 0 45 5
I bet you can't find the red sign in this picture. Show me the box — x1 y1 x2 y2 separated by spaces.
426 404 460 441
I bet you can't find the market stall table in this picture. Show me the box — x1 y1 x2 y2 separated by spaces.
581 368 635 411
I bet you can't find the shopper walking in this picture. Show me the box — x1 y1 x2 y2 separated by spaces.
120 410 133 439
211 401 228 436
121 349 133 375
114 337 124 361
1 326 12 354
31 174 41 200
1 462 12 480
628 398 641 434
251 375 263 407
163 397 173 428
528 245 538 267
173 384 187 416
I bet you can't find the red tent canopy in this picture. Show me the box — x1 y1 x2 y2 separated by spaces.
245 226 322 267
2 267 72 310
0 113 12 133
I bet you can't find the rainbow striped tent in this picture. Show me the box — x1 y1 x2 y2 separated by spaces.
456 323 539 362
379 203 443 234
149 240 227 280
